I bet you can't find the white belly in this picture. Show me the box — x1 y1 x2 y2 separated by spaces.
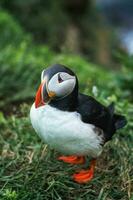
30 103 103 157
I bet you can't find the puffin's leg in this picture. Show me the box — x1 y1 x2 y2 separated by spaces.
58 155 85 164
73 159 96 183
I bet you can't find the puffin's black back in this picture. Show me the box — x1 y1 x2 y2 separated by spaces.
77 94 127 142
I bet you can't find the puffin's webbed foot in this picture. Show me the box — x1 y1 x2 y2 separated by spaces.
73 159 96 183
58 155 85 164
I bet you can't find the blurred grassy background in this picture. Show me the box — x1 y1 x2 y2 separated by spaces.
0 1 133 200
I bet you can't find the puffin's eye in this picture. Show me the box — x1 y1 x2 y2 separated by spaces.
58 73 63 83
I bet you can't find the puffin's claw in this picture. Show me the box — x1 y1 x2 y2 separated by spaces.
72 159 96 183
73 168 94 183
58 155 85 164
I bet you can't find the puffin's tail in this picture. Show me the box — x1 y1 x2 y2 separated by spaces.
108 102 127 130
113 114 127 130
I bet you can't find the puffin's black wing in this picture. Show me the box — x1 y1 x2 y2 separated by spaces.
77 93 111 131
77 93 127 142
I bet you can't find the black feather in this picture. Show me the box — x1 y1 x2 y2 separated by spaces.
114 114 127 130
108 102 115 116
77 94 127 143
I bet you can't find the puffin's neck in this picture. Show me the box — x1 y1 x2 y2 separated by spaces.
49 92 78 112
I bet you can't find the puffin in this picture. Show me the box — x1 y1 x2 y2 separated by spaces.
30 64 127 184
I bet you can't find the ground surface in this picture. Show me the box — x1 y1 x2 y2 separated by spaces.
0 102 133 200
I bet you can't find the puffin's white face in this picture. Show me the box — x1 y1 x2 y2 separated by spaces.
41 71 76 99
35 69 77 108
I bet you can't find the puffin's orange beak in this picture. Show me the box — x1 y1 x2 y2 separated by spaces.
35 80 56 108
35 82 45 108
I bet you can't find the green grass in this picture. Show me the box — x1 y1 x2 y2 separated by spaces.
1 10 132 109
0 99 133 200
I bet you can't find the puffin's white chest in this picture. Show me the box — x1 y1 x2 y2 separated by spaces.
30 103 103 157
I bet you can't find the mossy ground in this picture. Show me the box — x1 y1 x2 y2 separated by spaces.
0 100 132 200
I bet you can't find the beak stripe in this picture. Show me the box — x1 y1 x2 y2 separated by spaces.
35 82 45 108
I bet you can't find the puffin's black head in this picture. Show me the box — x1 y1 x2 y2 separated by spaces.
35 64 78 111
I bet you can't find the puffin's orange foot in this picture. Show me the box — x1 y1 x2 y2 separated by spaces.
58 155 85 164
73 159 96 184
73 169 94 183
